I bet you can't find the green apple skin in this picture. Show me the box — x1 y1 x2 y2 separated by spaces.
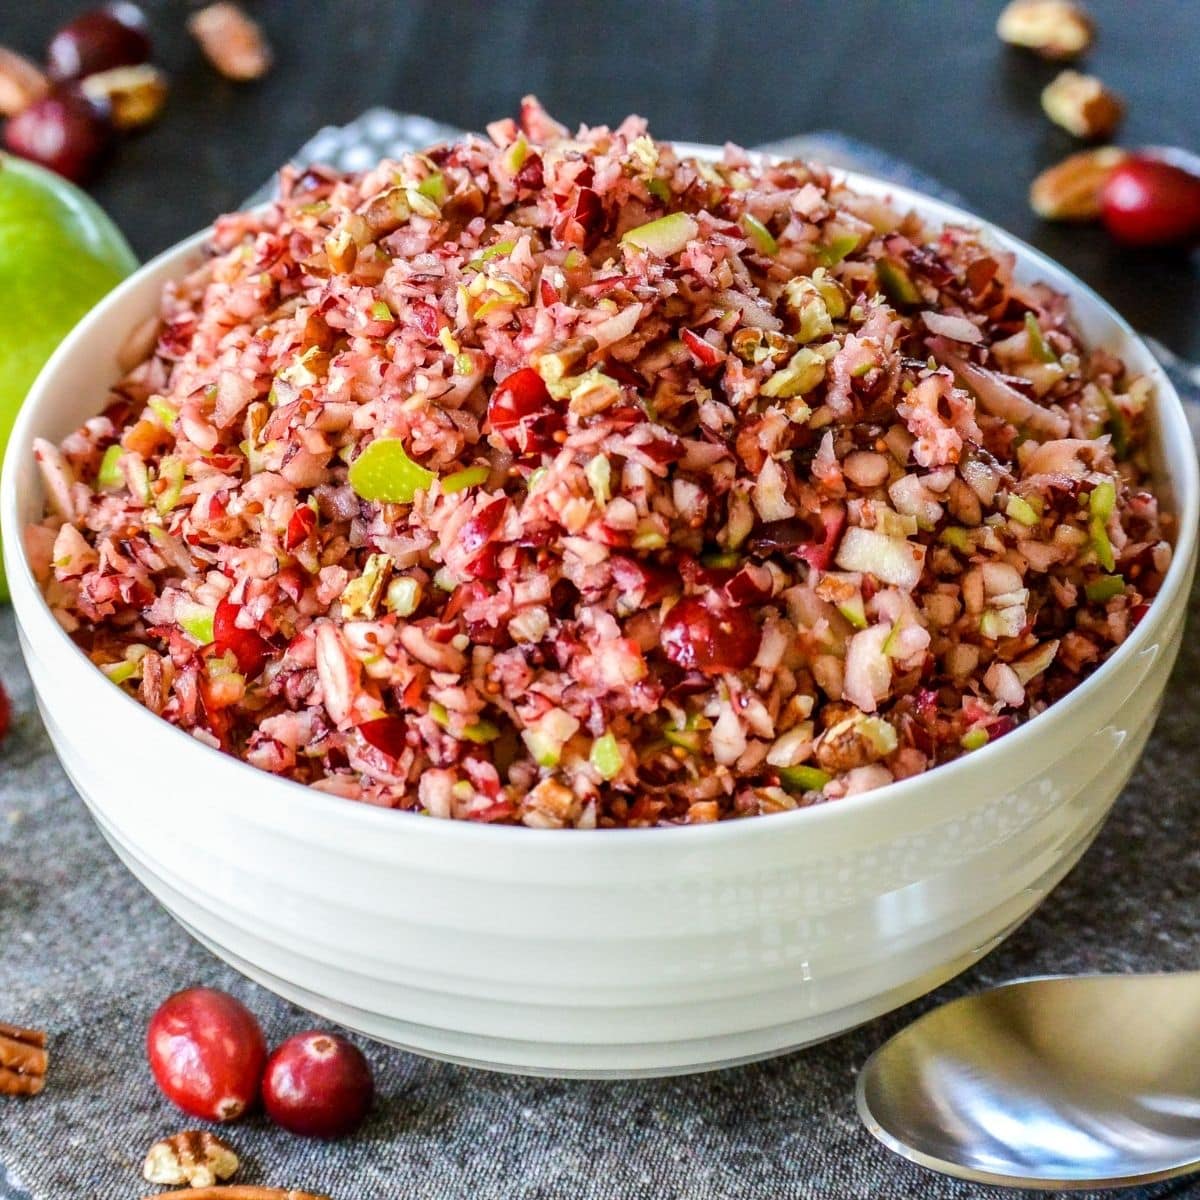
0 154 138 600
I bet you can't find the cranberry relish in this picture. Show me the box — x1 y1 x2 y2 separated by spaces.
29 97 1171 826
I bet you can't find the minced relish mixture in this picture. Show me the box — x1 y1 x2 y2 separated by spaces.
29 98 1171 827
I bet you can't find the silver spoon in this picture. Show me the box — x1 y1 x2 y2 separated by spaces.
857 973 1200 1191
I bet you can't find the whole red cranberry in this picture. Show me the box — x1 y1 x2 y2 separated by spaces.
147 987 267 1122
660 597 761 675
262 1031 374 1139
46 3 152 81
1101 156 1200 247
3 87 113 184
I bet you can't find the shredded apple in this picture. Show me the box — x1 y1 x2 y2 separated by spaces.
29 98 1172 826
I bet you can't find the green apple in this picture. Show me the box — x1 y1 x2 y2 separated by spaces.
0 153 137 600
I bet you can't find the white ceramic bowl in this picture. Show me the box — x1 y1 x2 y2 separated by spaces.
3 163 1196 1078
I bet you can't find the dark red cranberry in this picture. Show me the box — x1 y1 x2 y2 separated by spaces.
46 3 151 80
660 597 760 675
213 599 272 678
3 87 113 184
358 716 408 758
262 1030 374 1139
0 680 10 746
146 988 266 1122
1101 156 1200 247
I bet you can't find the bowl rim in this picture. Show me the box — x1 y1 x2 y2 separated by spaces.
3 154 1197 849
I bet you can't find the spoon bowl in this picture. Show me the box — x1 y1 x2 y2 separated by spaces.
858 973 1200 1190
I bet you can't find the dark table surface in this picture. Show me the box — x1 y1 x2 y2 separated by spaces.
6 0 1200 358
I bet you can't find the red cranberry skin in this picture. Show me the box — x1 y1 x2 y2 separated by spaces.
660 597 760 675
0 680 10 745
1101 157 1200 247
262 1031 374 1139
46 3 152 81
213 599 272 677
147 988 267 1122
3 88 113 184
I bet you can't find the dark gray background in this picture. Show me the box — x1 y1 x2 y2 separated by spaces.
5 0 1200 356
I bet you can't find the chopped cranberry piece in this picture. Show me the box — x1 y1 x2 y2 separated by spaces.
798 505 847 571
463 542 502 581
0 680 10 746
466 618 512 648
539 276 559 307
409 302 441 339
487 368 555 452
458 498 507 555
358 716 408 759
660 597 760 675
610 556 679 605
515 153 544 192
721 563 773 607
285 505 316 549
213 600 272 678
681 328 725 368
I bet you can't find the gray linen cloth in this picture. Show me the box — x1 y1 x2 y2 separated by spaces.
2 114 1199 1200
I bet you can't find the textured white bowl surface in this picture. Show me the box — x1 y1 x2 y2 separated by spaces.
3 158 1196 1077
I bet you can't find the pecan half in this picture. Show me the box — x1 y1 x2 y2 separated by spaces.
188 3 273 82
1041 70 1123 140
1030 147 1128 220
0 1022 48 1097
144 1131 239 1189
996 0 1094 60
142 1190 330 1200
0 47 49 118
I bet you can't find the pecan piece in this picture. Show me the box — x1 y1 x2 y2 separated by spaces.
142 1190 330 1200
144 1131 239 1189
188 3 272 82
0 47 49 118
0 1022 48 1097
1030 147 1128 220
996 0 1093 60
80 64 168 131
1041 70 1123 140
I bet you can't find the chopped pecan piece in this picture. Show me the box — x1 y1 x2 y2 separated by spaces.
1041 70 1123 140
997 0 1093 59
188 3 272 81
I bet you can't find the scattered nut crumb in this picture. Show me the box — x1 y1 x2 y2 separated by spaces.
0 47 48 119
144 1130 239 1189
188 3 273 81
997 0 1094 59
80 64 168 131
1030 146 1128 220
1041 70 1123 139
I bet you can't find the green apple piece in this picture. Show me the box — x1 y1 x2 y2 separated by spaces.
0 154 137 600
